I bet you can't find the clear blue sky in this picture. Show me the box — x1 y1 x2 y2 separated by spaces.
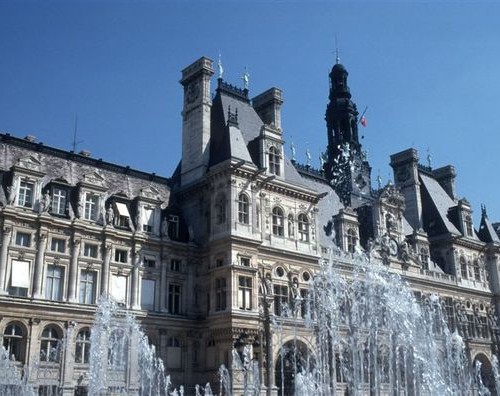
1 1 499 224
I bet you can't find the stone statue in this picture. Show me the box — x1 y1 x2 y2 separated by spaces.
105 205 114 225
290 141 296 161
161 216 169 237
41 191 51 213
242 68 250 90
305 147 312 167
319 151 327 169
217 53 224 79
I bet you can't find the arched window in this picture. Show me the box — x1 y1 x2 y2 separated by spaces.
298 214 309 242
40 326 61 363
346 228 357 253
215 194 226 225
272 207 284 236
3 323 25 362
460 256 468 279
268 146 280 176
238 193 249 224
75 329 91 364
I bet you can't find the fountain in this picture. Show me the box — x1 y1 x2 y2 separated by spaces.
1 248 498 395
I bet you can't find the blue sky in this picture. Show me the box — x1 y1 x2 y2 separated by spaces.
1 1 499 224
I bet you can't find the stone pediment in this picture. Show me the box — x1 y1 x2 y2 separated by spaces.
14 155 43 173
82 171 106 187
139 185 161 201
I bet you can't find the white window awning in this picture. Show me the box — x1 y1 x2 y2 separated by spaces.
111 275 127 303
114 202 131 217
11 260 30 288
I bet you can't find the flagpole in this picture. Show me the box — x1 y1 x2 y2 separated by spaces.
358 106 368 125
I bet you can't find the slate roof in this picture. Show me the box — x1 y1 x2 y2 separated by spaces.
212 84 309 189
298 175 344 248
419 173 461 236
478 214 500 243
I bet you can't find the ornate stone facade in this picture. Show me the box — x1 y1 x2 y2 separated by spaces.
0 56 499 395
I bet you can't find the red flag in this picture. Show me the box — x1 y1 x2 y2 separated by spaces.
360 115 367 127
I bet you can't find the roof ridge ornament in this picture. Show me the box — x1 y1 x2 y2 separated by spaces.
481 204 488 219
242 67 250 90
217 53 224 79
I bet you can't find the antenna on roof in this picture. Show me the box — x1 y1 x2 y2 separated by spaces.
72 114 83 152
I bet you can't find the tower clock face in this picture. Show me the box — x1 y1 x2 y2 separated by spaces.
389 239 398 256
186 81 200 104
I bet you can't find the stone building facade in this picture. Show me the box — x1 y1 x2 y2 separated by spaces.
0 56 499 395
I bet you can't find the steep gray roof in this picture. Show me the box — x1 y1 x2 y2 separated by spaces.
420 173 461 235
299 176 344 248
478 214 500 243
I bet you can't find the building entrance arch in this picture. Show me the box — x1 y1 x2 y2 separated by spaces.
474 353 496 395
275 339 314 396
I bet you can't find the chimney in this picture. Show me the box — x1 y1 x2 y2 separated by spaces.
253 88 283 130
432 165 456 200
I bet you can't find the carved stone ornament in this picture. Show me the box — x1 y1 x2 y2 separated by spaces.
139 186 160 200
15 155 42 172
379 184 405 209
82 172 106 187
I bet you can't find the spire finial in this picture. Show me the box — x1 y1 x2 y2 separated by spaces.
217 53 224 79
242 67 250 90
335 33 340 64
481 204 488 219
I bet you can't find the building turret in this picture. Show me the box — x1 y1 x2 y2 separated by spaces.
324 61 371 207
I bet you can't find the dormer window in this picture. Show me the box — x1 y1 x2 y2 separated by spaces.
84 192 99 221
142 207 155 233
168 215 179 239
51 187 67 216
465 215 473 237
269 146 280 176
346 228 357 253
17 180 34 208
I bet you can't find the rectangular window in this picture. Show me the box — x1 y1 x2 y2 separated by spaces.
142 207 155 233
114 249 128 263
111 274 127 303
143 256 156 268
238 276 252 310
170 259 181 272
113 202 131 229
168 215 179 239
300 289 308 318
215 278 227 311
83 243 98 258
15 232 31 247
240 257 250 267
9 259 30 297
274 285 289 316
45 265 64 301
141 279 155 310
51 187 67 215
51 238 66 253
84 192 99 221
79 270 96 304
168 284 182 314
17 180 34 208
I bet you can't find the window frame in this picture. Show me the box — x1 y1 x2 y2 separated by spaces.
75 329 91 364
268 146 281 176
79 270 96 305
297 213 310 242
238 276 252 310
51 186 68 216
272 207 284 237
238 193 250 224
45 264 64 301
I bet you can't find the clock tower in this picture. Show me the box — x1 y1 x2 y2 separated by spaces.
324 60 371 207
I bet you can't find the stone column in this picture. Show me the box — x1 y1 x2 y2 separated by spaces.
101 243 112 297
0 225 12 294
32 233 47 299
130 244 141 310
159 253 167 311
67 238 81 302
61 321 77 396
